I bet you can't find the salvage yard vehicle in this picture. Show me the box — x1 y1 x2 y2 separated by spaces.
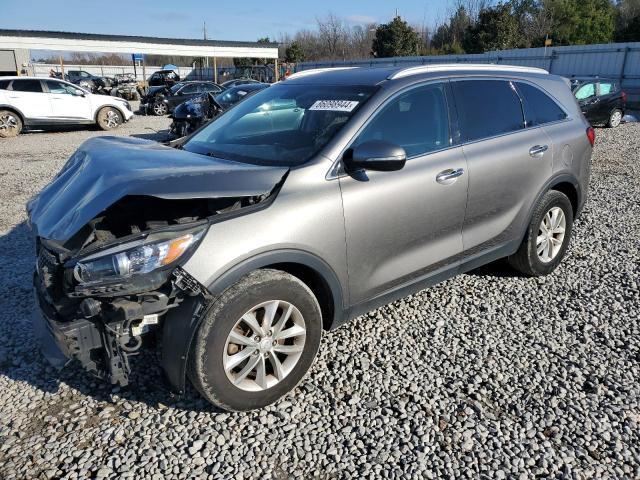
169 83 269 138
110 73 142 101
220 77 261 89
0 76 133 137
571 77 627 128
140 81 223 116
147 69 181 88
30 65 593 411
66 69 113 94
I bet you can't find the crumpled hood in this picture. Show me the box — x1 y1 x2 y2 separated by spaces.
27 136 288 242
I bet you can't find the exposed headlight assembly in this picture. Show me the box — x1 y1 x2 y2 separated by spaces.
73 228 205 285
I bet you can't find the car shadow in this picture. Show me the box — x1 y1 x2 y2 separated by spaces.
465 258 523 278
23 125 98 135
130 129 172 143
0 221 222 413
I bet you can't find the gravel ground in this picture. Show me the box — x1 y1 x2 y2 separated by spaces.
0 110 638 479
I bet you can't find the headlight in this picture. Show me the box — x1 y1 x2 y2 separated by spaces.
73 229 205 284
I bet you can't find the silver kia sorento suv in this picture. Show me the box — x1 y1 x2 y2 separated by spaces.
30 65 593 411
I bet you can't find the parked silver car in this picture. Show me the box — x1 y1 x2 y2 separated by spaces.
29 64 593 411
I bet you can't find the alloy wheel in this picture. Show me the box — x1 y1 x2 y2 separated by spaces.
610 110 622 128
153 102 168 115
537 206 566 263
223 300 306 392
103 110 120 128
0 113 19 135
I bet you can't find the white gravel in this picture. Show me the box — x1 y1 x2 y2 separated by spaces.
0 111 638 479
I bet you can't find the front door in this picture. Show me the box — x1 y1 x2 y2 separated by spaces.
44 80 92 120
339 82 468 305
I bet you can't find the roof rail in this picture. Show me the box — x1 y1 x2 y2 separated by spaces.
388 63 549 80
285 67 359 80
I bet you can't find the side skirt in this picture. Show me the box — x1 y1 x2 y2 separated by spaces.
341 239 520 327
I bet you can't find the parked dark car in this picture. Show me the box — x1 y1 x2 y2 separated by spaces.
220 78 260 89
66 70 113 93
571 77 627 127
169 83 269 137
147 69 181 87
140 81 224 116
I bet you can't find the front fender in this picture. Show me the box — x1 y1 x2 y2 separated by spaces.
162 249 347 395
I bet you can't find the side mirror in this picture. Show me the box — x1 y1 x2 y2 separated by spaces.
73 89 85 97
343 140 406 172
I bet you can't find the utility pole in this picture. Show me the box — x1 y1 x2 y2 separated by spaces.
204 21 209 70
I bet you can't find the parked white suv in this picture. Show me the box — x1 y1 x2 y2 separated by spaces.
0 76 133 137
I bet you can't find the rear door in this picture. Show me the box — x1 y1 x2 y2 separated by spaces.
44 80 92 120
597 81 621 118
339 81 468 305
451 79 553 257
6 79 51 119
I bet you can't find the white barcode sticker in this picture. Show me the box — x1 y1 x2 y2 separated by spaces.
309 100 359 112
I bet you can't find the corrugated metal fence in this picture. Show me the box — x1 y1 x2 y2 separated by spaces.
32 64 215 82
298 42 640 107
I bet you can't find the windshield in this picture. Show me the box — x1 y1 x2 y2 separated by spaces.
169 83 185 94
184 84 376 166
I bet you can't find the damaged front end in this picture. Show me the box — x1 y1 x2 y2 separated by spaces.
29 136 288 389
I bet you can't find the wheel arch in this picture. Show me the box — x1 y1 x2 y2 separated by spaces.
0 105 26 125
206 250 346 331
161 250 347 395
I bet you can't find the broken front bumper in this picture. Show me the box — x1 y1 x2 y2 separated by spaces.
33 281 130 385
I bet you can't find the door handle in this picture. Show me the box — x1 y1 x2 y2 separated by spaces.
529 145 548 157
436 168 465 185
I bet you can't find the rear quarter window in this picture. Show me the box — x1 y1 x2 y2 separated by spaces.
0 80 10 90
451 79 524 142
516 82 567 126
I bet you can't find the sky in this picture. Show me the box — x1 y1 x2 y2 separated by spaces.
2 0 454 42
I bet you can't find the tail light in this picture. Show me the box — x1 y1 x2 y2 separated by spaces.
586 126 595 147
621 90 627 105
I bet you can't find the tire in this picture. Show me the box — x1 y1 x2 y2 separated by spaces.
152 101 168 116
508 190 574 276
607 108 623 128
96 107 123 131
0 110 22 138
188 269 323 411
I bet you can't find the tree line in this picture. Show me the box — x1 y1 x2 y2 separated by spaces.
282 0 640 62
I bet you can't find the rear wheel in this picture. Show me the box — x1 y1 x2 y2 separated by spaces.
0 110 22 138
607 108 623 128
96 107 123 130
508 190 573 276
188 269 322 411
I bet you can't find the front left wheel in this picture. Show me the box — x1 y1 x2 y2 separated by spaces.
188 269 323 411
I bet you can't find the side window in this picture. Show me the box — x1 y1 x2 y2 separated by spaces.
451 80 524 142
180 84 199 95
599 82 614 95
575 83 596 100
353 83 450 158
202 83 220 92
0 80 10 90
45 80 77 95
515 82 567 126
11 79 43 93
